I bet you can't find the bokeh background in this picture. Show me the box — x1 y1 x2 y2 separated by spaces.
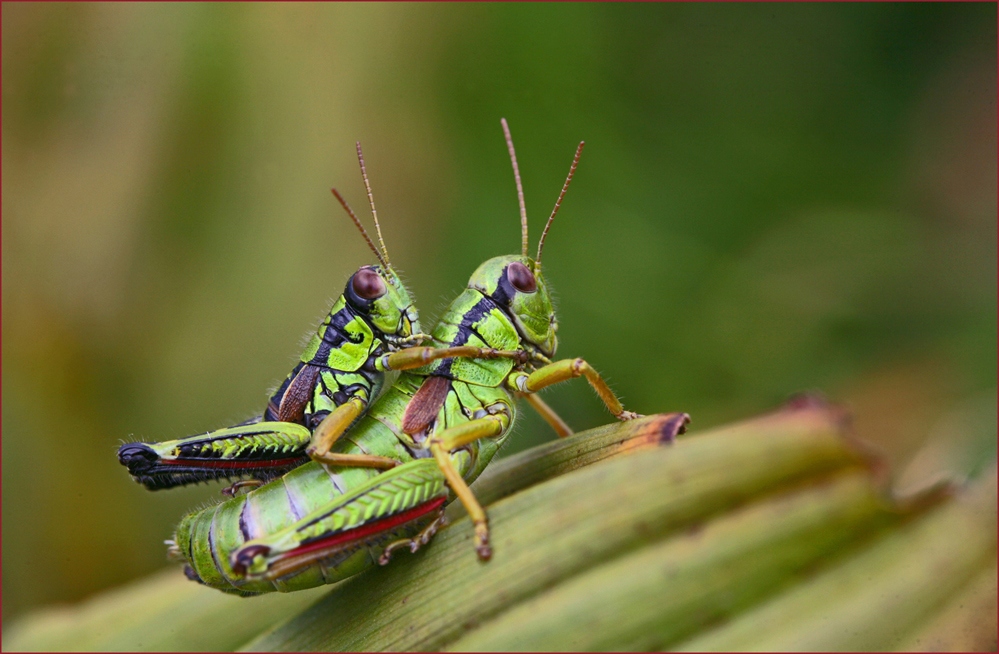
2 3 995 623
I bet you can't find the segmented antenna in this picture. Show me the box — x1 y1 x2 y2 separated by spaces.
355 142 392 268
536 140 584 267
331 188 387 268
501 118 529 258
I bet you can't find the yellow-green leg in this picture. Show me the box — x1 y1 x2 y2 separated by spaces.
428 412 510 560
520 392 573 438
509 358 642 421
375 345 527 372
306 398 400 469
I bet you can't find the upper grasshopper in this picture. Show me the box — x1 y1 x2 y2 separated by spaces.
168 120 647 595
118 144 517 493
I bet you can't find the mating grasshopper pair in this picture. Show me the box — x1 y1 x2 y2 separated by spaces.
119 120 644 595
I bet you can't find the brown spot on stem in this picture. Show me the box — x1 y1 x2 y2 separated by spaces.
783 391 830 411
780 391 853 432
658 412 691 444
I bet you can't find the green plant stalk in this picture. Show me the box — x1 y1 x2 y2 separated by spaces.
447 470 896 652
449 400 851 519
243 403 859 651
446 411 690 517
896 560 998 652
2 568 328 652
674 468 997 652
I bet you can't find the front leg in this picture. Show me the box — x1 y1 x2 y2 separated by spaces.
509 358 642 421
375 345 528 372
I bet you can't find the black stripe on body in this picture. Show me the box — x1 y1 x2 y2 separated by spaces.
490 270 518 307
319 321 350 347
434 296 502 378
309 303 373 367
239 499 253 541
326 304 368 342
265 301 369 420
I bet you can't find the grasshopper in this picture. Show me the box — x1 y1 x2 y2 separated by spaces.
118 144 519 493
168 120 644 595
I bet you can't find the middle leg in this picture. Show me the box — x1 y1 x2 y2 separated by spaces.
520 392 573 438
306 398 400 469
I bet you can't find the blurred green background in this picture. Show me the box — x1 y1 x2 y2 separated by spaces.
2 3 995 624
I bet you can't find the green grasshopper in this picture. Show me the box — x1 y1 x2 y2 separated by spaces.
118 144 519 493
171 120 643 594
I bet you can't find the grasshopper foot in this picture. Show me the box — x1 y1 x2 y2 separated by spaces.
221 479 264 497
474 522 492 561
617 410 642 421
378 511 447 565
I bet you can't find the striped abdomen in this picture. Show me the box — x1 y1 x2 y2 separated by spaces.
175 409 418 594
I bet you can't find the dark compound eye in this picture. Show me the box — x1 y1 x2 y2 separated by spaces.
508 261 537 293
352 268 387 300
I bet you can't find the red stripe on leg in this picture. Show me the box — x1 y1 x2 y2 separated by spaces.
159 457 306 470
289 495 448 559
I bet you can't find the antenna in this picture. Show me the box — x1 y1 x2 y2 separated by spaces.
501 118 529 257
537 140 584 267
331 188 387 268
355 142 392 268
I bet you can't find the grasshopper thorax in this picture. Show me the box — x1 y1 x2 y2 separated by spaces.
468 254 556 360
485 119 584 363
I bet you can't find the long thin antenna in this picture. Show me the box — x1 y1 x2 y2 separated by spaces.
355 142 392 268
501 118 529 257
537 140 584 267
331 188 387 268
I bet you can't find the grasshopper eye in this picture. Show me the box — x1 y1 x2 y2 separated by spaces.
508 261 537 293
352 268 387 300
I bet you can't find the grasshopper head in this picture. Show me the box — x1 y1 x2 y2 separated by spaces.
345 264 422 347
482 119 585 361
468 254 557 360
331 142 424 348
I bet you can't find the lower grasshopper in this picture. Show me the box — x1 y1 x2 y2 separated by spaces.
171 120 644 594
118 145 517 493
